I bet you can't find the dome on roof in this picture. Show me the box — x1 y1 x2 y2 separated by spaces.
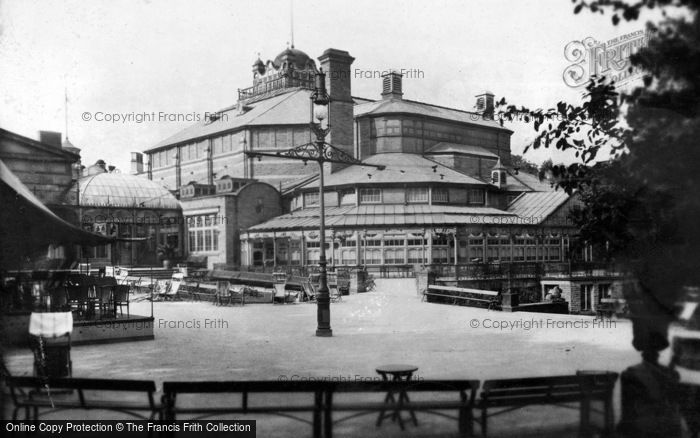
252 57 266 75
273 46 313 69
73 172 180 209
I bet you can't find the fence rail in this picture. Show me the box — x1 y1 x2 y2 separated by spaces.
210 261 623 281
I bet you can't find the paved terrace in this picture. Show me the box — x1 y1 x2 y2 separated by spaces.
5 279 644 437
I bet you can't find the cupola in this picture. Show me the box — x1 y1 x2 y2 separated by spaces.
491 158 507 188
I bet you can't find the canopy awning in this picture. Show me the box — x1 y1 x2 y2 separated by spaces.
0 159 114 255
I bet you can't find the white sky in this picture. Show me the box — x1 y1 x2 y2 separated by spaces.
0 0 661 172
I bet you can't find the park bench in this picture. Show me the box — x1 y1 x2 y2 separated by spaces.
6 376 160 421
188 282 218 302
423 285 500 309
478 372 618 437
161 380 326 438
324 379 479 438
596 299 617 320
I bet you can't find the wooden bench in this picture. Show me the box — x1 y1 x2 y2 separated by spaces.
7 376 160 421
162 380 325 438
423 285 500 309
478 372 618 437
189 282 218 302
596 299 616 320
324 380 479 438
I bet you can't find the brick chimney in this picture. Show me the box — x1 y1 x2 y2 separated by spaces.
475 91 495 119
130 152 144 175
318 48 355 173
38 131 62 147
381 71 403 100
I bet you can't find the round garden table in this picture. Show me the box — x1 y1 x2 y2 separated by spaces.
375 364 419 429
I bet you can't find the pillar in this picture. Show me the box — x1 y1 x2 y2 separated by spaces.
272 233 277 268
453 233 458 266
427 232 433 265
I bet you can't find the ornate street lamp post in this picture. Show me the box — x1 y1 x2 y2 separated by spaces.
246 68 384 337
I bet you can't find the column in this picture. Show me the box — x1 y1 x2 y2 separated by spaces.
404 234 408 266
453 233 458 267
286 238 291 266
356 232 361 266
427 232 433 265
272 232 277 268
175 146 182 190
207 138 214 185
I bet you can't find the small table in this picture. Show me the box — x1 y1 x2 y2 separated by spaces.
375 364 419 429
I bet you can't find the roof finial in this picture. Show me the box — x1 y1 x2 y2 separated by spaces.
290 0 295 48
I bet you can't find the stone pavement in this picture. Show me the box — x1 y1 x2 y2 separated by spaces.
4 278 643 436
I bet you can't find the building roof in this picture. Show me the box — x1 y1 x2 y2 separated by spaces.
146 89 313 152
273 47 314 69
0 159 112 248
425 142 499 158
354 98 511 132
352 96 375 105
74 172 181 209
506 171 554 192
247 204 518 233
148 92 511 153
0 128 80 161
506 190 570 222
297 153 487 190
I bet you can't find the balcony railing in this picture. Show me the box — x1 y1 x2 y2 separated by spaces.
238 74 314 101
427 261 624 280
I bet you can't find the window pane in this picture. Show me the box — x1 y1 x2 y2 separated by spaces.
406 187 428 203
468 189 485 204
432 188 449 203
304 192 319 206
360 188 381 203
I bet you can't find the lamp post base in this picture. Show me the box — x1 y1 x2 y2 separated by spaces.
315 328 333 337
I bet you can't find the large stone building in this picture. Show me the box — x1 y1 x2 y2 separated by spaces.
141 45 580 271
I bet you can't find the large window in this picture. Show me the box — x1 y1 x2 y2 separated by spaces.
432 248 449 264
546 238 561 261
341 249 356 265
359 188 381 204
432 188 449 203
290 240 301 265
384 248 405 264
469 238 484 261
581 284 594 311
598 284 612 302
406 187 428 203
363 249 382 265
339 189 356 205
468 189 485 205
304 191 319 207
187 214 219 252
500 237 511 261
486 238 499 262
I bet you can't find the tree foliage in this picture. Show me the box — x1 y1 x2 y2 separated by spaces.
497 0 700 320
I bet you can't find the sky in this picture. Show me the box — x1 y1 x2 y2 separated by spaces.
0 0 663 172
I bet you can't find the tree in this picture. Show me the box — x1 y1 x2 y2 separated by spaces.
509 154 539 175
497 0 700 350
